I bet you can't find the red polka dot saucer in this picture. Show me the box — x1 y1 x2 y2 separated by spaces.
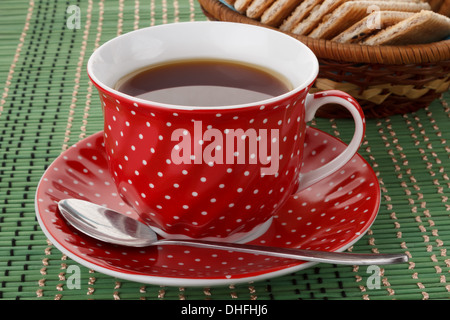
35 128 380 286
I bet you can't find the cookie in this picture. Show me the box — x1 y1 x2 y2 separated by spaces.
246 0 276 19
261 0 306 27
234 0 254 13
362 10 450 45
308 1 431 39
332 11 414 43
279 0 323 32
289 0 347 35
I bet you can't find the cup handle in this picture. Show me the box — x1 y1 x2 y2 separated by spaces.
295 90 366 192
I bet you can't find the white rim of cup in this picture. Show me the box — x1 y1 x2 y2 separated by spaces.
86 21 319 111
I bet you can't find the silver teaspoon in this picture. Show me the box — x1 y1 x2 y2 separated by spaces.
58 199 408 265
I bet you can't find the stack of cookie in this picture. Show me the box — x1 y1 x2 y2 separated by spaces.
227 0 450 45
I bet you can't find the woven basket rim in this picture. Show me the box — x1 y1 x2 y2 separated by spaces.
199 0 450 65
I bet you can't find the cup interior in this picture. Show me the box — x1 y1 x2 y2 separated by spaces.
87 21 318 109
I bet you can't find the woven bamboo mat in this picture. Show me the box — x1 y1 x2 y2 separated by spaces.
0 0 449 300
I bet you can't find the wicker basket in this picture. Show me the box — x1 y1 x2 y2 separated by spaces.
198 0 450 118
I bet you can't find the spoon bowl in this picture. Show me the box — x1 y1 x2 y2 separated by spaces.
59 198 158 247
58 199 409 266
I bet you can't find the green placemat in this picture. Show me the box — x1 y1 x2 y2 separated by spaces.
0 0 449 300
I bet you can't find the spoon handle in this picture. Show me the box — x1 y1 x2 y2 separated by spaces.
154 239 408 265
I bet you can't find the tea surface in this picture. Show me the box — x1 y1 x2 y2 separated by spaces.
115 59 292 107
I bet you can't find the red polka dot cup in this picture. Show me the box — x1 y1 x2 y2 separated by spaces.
87 22 365 243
